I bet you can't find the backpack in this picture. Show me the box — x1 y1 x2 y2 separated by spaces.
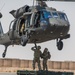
48 52 51 59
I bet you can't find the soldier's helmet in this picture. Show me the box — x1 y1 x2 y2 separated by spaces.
37 46 41 49
44 48 48 52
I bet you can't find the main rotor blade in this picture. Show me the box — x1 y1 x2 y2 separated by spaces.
36 0 75 1
49 0 75 1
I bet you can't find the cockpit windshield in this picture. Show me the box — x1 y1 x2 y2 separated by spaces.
52 12 58 18
59 13 68 21
43 11 52 19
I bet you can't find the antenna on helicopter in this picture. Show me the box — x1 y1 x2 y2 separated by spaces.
0 3 5 11
33 0 35 6
0 3 5 18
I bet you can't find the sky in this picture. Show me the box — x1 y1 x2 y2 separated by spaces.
0 0 75 61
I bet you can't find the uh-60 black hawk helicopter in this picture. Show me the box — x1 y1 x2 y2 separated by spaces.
0 0 70 58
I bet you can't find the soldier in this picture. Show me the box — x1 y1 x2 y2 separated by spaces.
42 48 51 71
19 19 25 36
31 46 42 70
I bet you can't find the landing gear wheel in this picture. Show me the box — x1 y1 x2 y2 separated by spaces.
21 35 28 46
2 52 6 58
57 40 63 50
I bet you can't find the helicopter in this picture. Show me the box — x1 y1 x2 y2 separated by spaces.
0 0 70 58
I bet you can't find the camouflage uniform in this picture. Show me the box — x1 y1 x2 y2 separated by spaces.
42 48 51 71
31 46 42 70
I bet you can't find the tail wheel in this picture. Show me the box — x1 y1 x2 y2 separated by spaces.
57 40 63 50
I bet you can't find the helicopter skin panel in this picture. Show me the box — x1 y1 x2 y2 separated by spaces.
0 33 11 46
0 22 4 36
28 25 69 43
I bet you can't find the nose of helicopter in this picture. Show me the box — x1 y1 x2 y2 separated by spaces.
40 20 48 30
49 18 70 36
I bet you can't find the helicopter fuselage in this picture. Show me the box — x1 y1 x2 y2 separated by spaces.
8 6 70 44
20 6 70 43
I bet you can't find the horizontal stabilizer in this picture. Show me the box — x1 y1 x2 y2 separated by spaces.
9 10 16 14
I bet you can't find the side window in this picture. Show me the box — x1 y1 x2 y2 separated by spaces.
43 11 52 19
19 18 25 36
25 14 31 27
34 12 41 28
40 11 44 20
52 12 58 18
59 13 68 21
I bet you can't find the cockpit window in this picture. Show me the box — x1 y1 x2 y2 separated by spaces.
52 12 58 18
59 13 68 21
25 14 31 27
43 11 52 19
